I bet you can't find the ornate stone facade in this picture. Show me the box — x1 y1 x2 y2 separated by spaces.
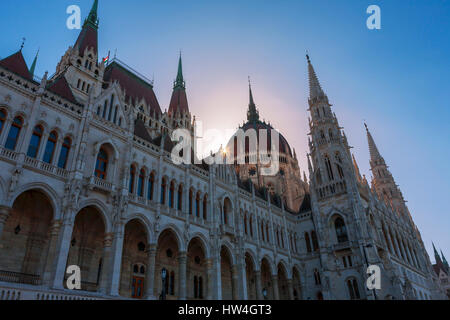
0 0 446 300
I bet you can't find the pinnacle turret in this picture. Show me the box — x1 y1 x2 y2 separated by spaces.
29 49 39 78
365 123 383 164
247 77 259 123
307 54 325 100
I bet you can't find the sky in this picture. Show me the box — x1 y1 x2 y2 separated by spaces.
0 0 449 261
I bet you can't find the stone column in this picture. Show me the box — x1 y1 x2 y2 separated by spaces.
42 220 62 285
231 265 239 300
255 271 263 300
51 219 74 289
99 233 114 293
178 251 187 300
145 244 157 299
107 224 125 296
206 258 214 300
236 261 248 300
0 206 11 239
287 279 294 300
213 253 222 300
272 275 280 300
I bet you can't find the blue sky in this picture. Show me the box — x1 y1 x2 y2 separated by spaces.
0 0 449 261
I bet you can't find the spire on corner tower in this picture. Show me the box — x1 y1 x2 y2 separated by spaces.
365 123 383 165
29 48 39 78
433 242 442 264
74 0 99 57
168 54 189 118
247 77 260 123
307 54 325 100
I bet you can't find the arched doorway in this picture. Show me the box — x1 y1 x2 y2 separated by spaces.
277 263 289 300
0 190 53 285
245 253 257 300
155 229 180 300
220 245 235 300
187 237 207 299
65 206 105 292
261 258 274 300
119 219 149 299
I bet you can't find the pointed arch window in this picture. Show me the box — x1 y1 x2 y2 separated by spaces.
0 109 6 134
160 178 167 204
169 181 175 208
147 172 155 200
305 232 312 253
261 222 265 242
244 214 248 235
129 165 136 193
311 230 319 251
95 148 108 179
177 185 183 211
57 137 71 169
43 130 58 164
195 192 201 217
314 269 321 285
347 278 360 300
5 115 23 150
27 125 43 158
249 216 253 237
203 194 208 220
138 169 145 197
335 217 348 243
189 189 193 215
266 224 270 243
324 155 334 180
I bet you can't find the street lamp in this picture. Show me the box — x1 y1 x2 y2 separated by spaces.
262 288 267 300
160 268 167 300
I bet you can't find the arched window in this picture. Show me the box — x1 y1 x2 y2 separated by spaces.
5 116 23 150
43 130 58 164
334 217 349 243
169 181 175 208
261 222 265 241
161 178 167 204
57 137 71 169
314 269 321 285
203 195 208 220
95 148 108 179
324 155 334 180
195 192 201 217
266 224 270 242
249 216 253 237
224 198 232 225
311 230 319 251
177 185 183 211
276 230 280 246
305 232 312 253
281 230 285 248
347 278 360 300
137 169 145 197
129 165 136 193
27 125 43 158
244 214 248 235
0 109 6 134
147 172 155 200
189 189 193 215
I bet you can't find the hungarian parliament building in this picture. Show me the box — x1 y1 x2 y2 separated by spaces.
0 0 447 300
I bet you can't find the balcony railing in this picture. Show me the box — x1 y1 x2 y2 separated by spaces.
0 270 41 286
23 156 69 179
0 147 19 161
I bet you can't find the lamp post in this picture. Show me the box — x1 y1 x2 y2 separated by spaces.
160 268 167 300
363 243 378 300
262 288 267 300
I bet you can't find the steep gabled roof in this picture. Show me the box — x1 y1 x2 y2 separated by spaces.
46 74 78 104
103 61 161 115
0 50 32 80
134 118 152 142
74 0 99 56
168 55 189 117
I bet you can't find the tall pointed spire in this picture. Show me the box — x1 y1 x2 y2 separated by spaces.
29 48 39 78
433 242 442 264
174 53 185 89
247 77 259 123
365 123 383 164
352 153 362 182
86 0 99 28
168 54 189 118
306 54 325 100
441 250 449 270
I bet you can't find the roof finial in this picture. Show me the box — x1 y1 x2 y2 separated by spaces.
174 52 185 89
20 37 26 51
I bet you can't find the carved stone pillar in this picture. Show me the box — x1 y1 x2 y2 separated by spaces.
0 206 11 239
287 279 294 300
50 219 74 289
206 258 214 300
255 271 263 300
42 220 62 286
272 275 280 300
145 244 157 299
231 265 239 300
178 251 187 300
99 233 114 293
107 224 125 296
